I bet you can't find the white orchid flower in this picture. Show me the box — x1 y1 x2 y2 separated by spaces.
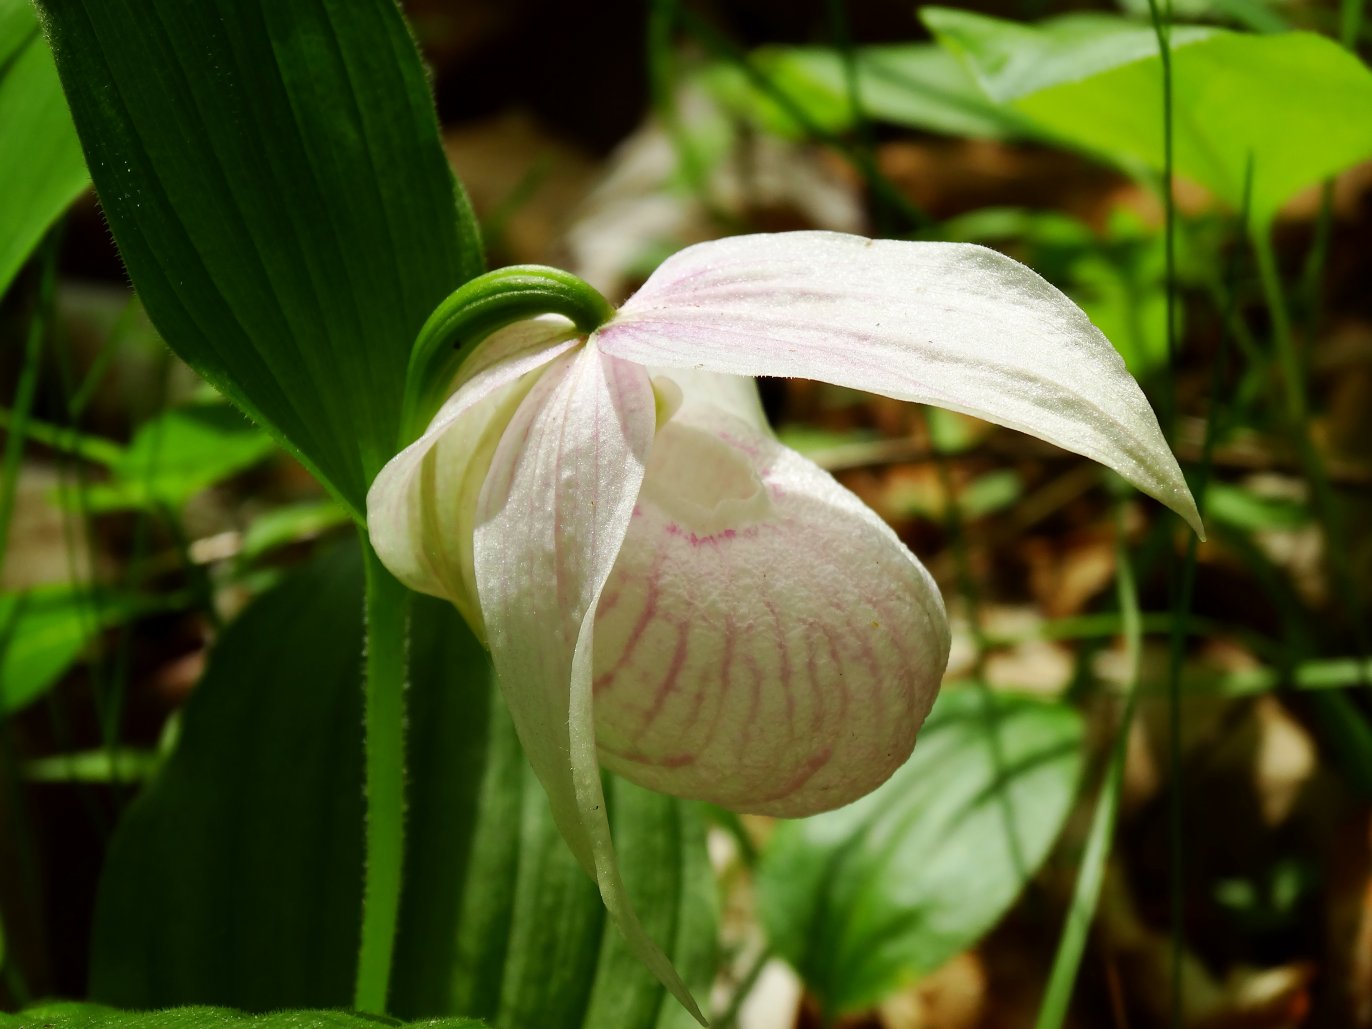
367 231 1202 1021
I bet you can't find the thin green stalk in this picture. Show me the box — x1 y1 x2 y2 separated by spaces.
1140 0 1183 1013
673 4 928 232
824 0 888 236
714 945 774 1029
1252 233 1306 427
1252 229 1370 672
923 411 1030 880
0 408 123 466
98 351 175 783
0 234 59 582
354 532 411 1014
647 0 706 199
1034 502 1142 1029
1145 0 1177 438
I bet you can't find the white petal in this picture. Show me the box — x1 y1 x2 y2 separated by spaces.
595 231 1202 535
473 343 704 1023
366 317 580 623
592 374 951 817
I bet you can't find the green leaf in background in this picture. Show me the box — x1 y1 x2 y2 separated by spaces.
0 585 161 714
35 0 484 515
701 43 1027 141
0 0 87 301
89 547 715 1026
237 499 350 566
83 403 278 512
923 9 1372 224
0 1004 483 1029
758 686 1083 1016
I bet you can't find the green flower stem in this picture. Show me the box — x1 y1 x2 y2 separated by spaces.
400 265 615 444
354 532 412 1015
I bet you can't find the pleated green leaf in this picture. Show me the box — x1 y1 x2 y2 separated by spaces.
34 0 483 514
0 1005 482 1029
0 0 87 300
758 686 1083 1016
89 545 715 1027
923 9 1372 225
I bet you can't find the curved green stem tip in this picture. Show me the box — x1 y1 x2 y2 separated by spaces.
401 265 614 443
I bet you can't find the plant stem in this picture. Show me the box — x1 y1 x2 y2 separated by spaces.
1141 0 1185 1014
0 233 59 584
1252 229 1371 672
1033 502 1142 1029
673 4 929 232
714 945 774 1028
354 532 411 1014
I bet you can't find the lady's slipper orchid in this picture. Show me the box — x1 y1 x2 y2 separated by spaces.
367 231 1201 1020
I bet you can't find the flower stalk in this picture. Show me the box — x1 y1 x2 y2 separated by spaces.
354 532 411 1014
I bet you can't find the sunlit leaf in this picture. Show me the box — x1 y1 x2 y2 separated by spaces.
80 403 278 512
701 43 1027 141
923 9 1372 224
90 546 714 1025
35 0 484 514
0 585 161 714
0 0 87 300
758 686 1083 1015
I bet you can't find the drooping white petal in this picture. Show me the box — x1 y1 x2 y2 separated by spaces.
595 231 1203 535
366 317 581 625
472 343 704 1023
593 372 951 817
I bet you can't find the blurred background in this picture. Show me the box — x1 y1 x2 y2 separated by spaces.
3 1 1372 1026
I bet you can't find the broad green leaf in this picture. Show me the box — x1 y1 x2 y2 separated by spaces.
923 9 1372 224
701 43 1027 141
758 686 1083 1015
36 0 484 515
90 545 715 1025
0 0 87 300
0 585 160 713
90 546 368 1009
81 403 278 512
0 1004 483 1028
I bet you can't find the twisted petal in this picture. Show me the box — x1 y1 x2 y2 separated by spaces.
366 317 580 629
593 372 950 816
472 343 703 1023
595 231 1203 535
